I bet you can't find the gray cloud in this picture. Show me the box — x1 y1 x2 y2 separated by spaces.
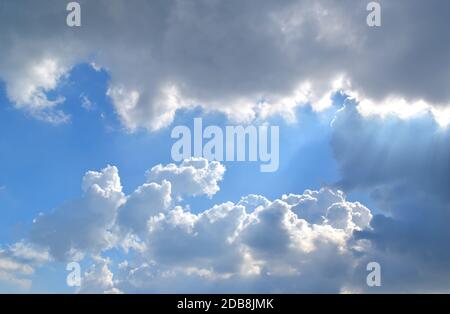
331 103 450 292
1 1 450 129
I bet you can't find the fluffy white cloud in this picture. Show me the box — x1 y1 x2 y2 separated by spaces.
282 189 372 230
79 257 122 294
111 186 372 293
117 180 172 238
27 158 225 264
147 158 225 198
1 105 447 293
2 0 450 129
2 157 376 293
30 165 125 261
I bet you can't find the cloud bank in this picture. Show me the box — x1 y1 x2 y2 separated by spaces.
1 158 375 293
2 0 450 129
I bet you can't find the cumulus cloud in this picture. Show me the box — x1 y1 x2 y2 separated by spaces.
79 257 122 294
27 158 225 264
147 158 225 198
67 104 448 293
1 108 448 292
111 186 372 293
2 106 447 293
1 0 449 294
2 0 450 129
117 180 172 238
30 165 125 261
0 157 378 293
283 189 372 232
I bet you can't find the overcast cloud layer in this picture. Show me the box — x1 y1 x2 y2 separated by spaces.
1 0 450 129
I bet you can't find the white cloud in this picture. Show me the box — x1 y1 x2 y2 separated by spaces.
2 158 375 293
2 57 70 124
282 189 372 230
0 242 51 289
0 102 446 292
117 180 172 238
79 257 122 294
0 0 449 293
110 185 372 293
30 165 125 261
147 158 225 198
8 241 52 265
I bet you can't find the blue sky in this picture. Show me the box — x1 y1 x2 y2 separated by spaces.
0 62 389 293
1 62 374 293
0 63 339 237
1 0 450 293
0 63 343 292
